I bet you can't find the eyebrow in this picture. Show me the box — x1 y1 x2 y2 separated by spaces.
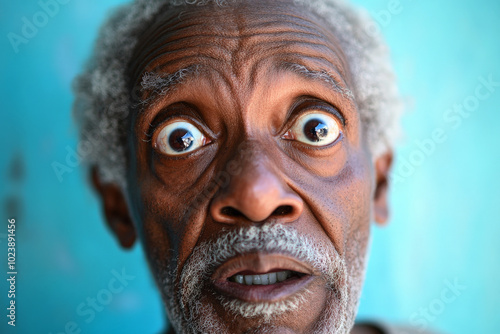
136 61 354 110
279 62 354 100
136 64 201 109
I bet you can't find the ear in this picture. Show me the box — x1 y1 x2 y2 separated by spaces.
91 166 137 249
373 150 393 226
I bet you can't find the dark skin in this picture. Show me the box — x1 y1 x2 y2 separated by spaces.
92 1 392 333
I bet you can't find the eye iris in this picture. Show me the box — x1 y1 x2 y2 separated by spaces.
168 128 194 152
303 118 329 142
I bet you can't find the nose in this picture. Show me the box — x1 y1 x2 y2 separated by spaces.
209 152 303 225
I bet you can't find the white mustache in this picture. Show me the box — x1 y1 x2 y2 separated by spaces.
182 225 341 291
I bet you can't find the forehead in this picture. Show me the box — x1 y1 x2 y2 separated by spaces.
128 1 353 91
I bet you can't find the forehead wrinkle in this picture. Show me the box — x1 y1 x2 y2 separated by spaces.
131 37 235 85
229 8 351 76
133 20 189 61
149 55 225 75
145 18 334 43
231 20 347 63
205 29 350 88
237 14 336 40
135 33 346 89
228 25 349 76
129 12 199 78
247 39 345 73
134 8 238 54
142 32 346 82
233 38 349 88
139 45 232 74
131 6 352 95
215 14 333 38
136 29 327 72
243 54 347 98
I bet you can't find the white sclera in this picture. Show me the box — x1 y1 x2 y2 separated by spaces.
155 121 207 156
288 112 341 146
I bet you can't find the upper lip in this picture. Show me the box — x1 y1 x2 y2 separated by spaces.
212 253 316 281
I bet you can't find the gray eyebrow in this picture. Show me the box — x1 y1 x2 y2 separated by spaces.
279 62 354 100
136 64 201 108
136 61 354 109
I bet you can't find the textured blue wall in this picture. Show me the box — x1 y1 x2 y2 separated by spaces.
1 0 499 333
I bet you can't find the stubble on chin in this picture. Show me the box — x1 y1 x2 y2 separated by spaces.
154 224 368 334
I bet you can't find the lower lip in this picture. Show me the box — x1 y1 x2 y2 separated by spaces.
212 274 315 303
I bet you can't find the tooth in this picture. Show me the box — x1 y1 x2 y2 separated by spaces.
277 271 287 282
232 271 294 285
268 272 277 284
244 275 253 285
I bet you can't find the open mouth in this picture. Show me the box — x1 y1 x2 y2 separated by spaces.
228 269 307 285
211 253 316 302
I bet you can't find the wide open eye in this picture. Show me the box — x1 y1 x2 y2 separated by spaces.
154 121 210 156
282 112 341 147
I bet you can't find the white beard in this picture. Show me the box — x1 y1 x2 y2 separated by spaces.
156 224 367 334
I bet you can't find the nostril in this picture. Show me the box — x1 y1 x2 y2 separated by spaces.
271 205 293 216
214 201 301 224
220 205 294 219
220 206 244 217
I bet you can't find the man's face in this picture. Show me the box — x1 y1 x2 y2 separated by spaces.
98 1 390 332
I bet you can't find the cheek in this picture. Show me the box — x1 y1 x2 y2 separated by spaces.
132 176 210 277
141 215 173 274
127 188 178 275
336 156 373 254
335 154 373 274
294 148 373 257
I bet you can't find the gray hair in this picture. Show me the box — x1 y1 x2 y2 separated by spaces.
72 0 402 189
159 223 361 333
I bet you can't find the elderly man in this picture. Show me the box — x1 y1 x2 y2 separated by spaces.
72 0 412 333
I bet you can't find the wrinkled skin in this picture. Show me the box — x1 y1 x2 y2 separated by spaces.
91 1 392 333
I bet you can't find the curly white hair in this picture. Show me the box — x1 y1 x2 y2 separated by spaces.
72 0 402 189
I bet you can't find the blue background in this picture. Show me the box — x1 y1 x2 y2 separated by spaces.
1 0 499 333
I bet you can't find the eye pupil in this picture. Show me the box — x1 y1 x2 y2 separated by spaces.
303 119 329 142
169 128 194 152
